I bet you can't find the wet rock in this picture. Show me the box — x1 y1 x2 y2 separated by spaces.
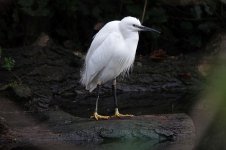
63 40 77 49
33 32 51 47
0 116 12 147
28 65 66 82
29 97 51 112
0 116 8 134
10 111 194 148
12 84 32 99
0 44 204 116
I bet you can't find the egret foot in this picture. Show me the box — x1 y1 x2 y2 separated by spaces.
111 108 134 118
90 112 110 120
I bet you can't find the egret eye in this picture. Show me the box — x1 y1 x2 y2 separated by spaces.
132 24 136 27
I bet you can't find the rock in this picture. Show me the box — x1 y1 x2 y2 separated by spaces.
0 97 195 149
0 44 204 119
0 116 12 147
63 40 77 49
159 0 204 6
33 32 50 47
29 97 51 112
0 116 8 134
10 111 195 149
28 65 66 82
12 84 32 99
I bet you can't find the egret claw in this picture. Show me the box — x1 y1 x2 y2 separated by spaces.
111 108 134 118
91 112 110 120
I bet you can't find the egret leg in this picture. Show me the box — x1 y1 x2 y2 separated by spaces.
91 84 110 120
111 79 134 118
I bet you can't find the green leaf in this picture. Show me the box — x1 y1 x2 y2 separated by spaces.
2 57 15 71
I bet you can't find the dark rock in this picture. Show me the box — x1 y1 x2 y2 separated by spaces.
28 65 66 82
29 97 51 112
63 40 77 49
0 116 12 147
0 87 196 150
0 44 204 118
9 110 194 149
0 116 8 134
12 84 32 99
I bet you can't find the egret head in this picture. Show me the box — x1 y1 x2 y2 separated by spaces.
120 16 160 33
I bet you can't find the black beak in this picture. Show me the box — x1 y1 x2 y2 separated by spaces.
136 25 161 34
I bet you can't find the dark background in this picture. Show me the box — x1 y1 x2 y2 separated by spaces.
1 0 226 150
0 0 225 54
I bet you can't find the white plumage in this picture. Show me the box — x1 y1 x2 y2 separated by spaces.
80 16 160 120
80 17 138 92
81 16 160 92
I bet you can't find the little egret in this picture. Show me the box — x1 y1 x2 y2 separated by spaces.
81 16 160 120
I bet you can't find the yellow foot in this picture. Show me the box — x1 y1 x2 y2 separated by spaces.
90 112 110 120
111 108 134 118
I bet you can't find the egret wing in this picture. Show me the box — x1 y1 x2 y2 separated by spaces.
81 31 122 91
85 21 120 62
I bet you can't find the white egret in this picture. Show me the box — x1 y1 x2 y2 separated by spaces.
81 16 160 120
